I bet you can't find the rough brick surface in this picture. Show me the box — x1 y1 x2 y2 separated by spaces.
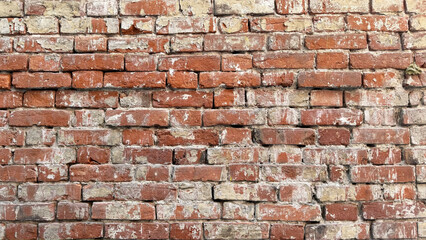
1 0 425 239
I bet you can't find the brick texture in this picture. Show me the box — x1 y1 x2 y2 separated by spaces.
0 0 425 239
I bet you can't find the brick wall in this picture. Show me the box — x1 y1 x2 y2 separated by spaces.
0 0 425 239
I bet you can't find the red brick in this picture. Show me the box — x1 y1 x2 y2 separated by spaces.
135 165 170 181
214 88 245 107
70 164 132 182
373 221 417 239
257 203 321 221
262 71 294 87
325 203 358 221
12 72 71 88
253 52 315 69
318 128 350 145
204 34 266 51
203 109 265 126
153 91 213 108
0 55 27 71
23 91 55 107
301 109 363 126
173 148 205 165
57 202 89 220
14 148 75 165
173 166 225 181
0 166 37 182
29 54 61 71
105 223 169 240
351 166 415 183
222 54 252 71
168 71 197 89
221 128 252 145
348 15 408 31
159 55 221 71
157 129 219 146
255 128 315 145
0 92 22 109
105 109 169 126
305 33 367 49
9 109 71 127
5 223 37 240
123 129 154 145
122 148 173 164
363 201 426 219
0 74 11 89
371 148 402 165
104 72 166 88
310 90 343 107
125 54 157 71
0 149 11 165
72 71 103 88
270 224 304 240
262 165 327 182
77 146 110 164
0 202 55 221
316 52 348 69
0 129 25 146
61 54 124 71
39 223 103 240
353 128 410 144
299 71 362 88
75 36 107 52
56 90 118 108
268 108 299 125
350 52 412 69
363 72 400 88
276 0 306 14
170 109 202 127
170 223 203 240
